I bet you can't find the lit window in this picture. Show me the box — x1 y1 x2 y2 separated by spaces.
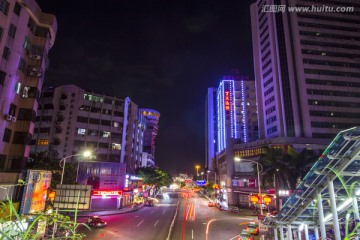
37 139 48 145
112 143 121 150
103 131 111 137
15 82 21 94
113 122 119 128
77 128 86 135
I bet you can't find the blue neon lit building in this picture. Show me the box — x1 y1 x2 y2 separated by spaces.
214 73 258 153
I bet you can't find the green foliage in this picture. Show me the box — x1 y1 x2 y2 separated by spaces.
259 147 320 190
28 151 79 189
0 182 90 239
136 167 172 193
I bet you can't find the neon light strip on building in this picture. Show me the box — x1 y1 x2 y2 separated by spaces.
217 80 236 152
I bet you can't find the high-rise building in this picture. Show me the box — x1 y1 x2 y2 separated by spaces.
0 0 57 171
216 74 258 153
205 87 217 171
251 0 360 140
139 108 160 165
205 72 258 168
31 85 141 172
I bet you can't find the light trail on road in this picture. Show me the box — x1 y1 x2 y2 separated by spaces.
205 217 253 240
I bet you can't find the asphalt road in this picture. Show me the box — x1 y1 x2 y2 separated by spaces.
75 190 262 240
77 192 178 240
170 191 259 240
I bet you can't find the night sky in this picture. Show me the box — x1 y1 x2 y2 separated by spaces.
36 0 255 175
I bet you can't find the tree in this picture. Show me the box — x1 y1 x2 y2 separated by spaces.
258 147 294 189
136 167 172 194
28 151 79 190
291 148 320 186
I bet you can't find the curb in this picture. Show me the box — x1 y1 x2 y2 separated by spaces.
71 204 145 217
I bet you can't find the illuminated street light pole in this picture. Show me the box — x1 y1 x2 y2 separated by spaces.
52 150 92 238
234 157 264 237
195 165 200 176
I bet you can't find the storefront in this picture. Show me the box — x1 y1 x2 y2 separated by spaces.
90 190 122 210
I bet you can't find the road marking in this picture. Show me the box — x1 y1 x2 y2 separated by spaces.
154 220 159 227
229 235 240 240
135 216 139 218
137 220 144 227
192 229 194 239
150 211 154 215
163 210 166 214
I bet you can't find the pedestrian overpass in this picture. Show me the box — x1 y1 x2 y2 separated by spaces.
263 127 360 240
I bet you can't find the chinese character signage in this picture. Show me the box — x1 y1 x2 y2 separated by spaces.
20 170 52 214
225 90 230 112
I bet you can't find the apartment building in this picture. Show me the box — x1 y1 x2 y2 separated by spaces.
31 85 141 172
251 0 360 140
0 0 56 171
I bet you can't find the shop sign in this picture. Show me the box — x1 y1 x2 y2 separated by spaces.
92 190 122 196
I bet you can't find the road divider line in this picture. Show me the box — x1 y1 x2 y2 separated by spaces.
163 210 166 214
192 229 194 239
154 220 159 227
137 220 144 227
166 200 180 240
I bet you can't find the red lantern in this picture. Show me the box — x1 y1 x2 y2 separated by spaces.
48 191 56 202
263 195 272 205
250 195 259 204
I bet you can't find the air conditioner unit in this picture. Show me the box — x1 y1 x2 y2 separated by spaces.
29 54 42 60
6 115 13 121
11 117 16 122
29 71 42 77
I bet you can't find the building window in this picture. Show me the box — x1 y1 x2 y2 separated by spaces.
2 46 10 60
77 128 86 135
17 108 33 121
23 37 30 50
8 24 16 38
27 17 35 32
37 139 48 145
0 70 5 86
112 143 121 150
13 2 21 16
0 155 5 169
0 0 9 15
12 132 28 144
102 131 111 138
0 27 3 41
3 128 11 142
18 58 26 73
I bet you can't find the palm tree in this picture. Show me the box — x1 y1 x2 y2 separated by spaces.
258 147 293 189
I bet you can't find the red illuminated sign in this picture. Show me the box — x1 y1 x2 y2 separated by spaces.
92 190 122 196
224 91 230 111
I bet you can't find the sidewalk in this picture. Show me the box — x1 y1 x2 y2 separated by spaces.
68 203 145 217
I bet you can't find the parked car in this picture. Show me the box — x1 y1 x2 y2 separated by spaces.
145 199 154 207
87 216 107 228
246 222 259 235
208 201 215 207
239 230 253 240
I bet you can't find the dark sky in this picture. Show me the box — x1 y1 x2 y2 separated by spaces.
36 0 255 175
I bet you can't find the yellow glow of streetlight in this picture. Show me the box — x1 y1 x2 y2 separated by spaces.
195 165 200 176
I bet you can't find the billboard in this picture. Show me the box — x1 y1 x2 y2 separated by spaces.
20 170 52 214
54 184 91 210
76 162 126 190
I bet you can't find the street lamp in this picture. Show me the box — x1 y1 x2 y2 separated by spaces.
59 150 92 185
195 165 200 176
235 157 264 239
234 157 264 215
52 150 92 238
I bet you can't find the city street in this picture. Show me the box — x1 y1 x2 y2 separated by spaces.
171 191 259 240
77 192 178 240
75 190 261 240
